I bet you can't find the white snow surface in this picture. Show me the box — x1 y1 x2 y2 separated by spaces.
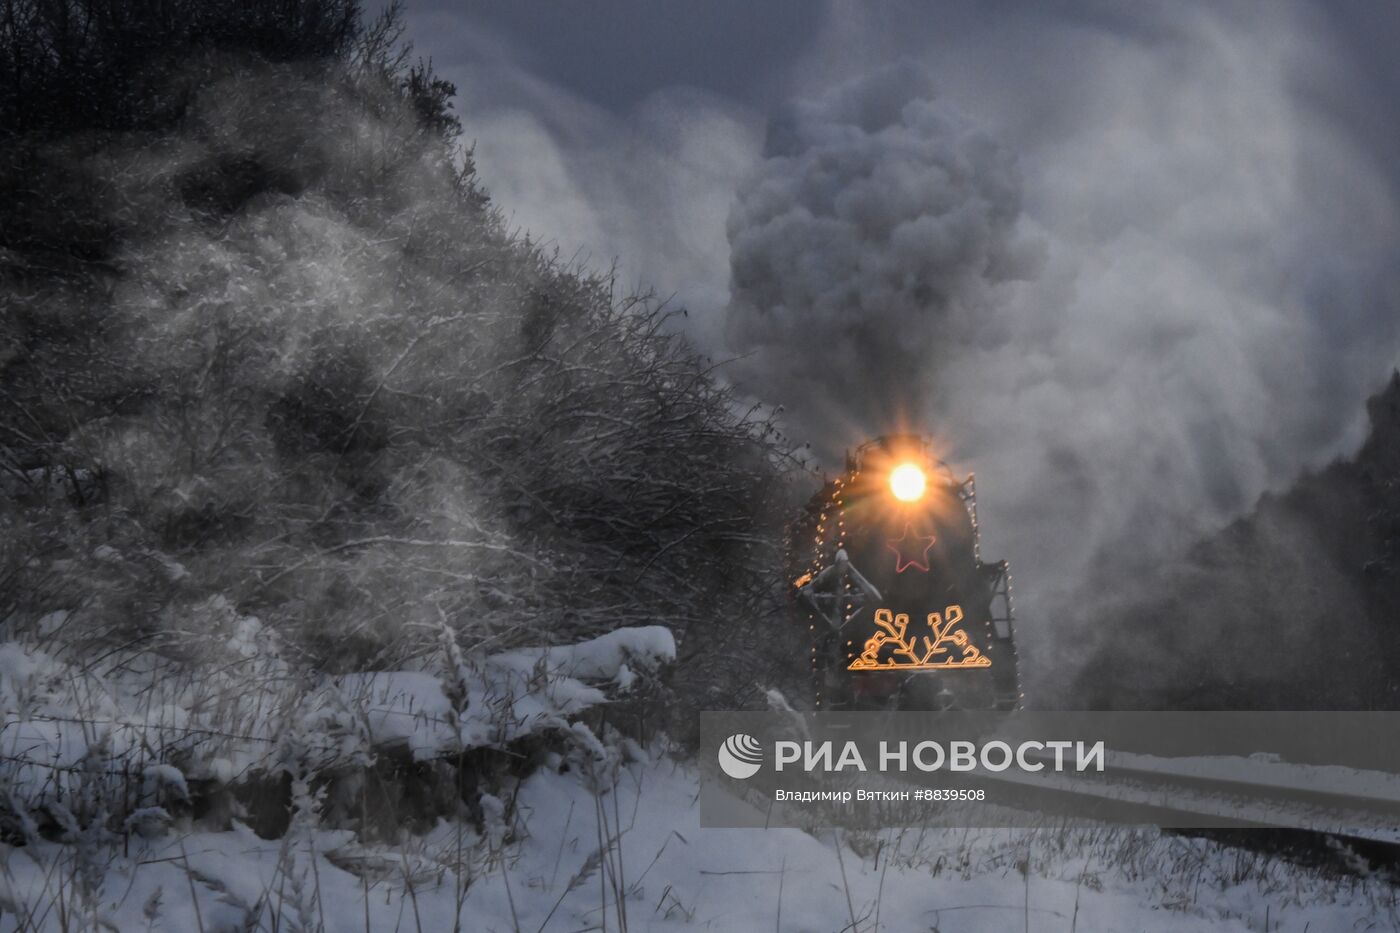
1 620 1389 931
1 755 1390 932
337 625 675 758
0 623 675 810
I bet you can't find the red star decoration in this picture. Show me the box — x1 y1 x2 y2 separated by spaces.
887 524 937 573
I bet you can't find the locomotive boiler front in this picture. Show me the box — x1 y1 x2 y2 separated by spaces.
792 435 1020 711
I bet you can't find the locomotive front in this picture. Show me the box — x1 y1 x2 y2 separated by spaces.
791 434 1020 711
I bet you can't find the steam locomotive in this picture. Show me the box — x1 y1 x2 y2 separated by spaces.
790 434 1020 711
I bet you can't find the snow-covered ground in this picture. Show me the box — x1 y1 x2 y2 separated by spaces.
3 753 1393 932
0 617 676 811
3 619 1395 932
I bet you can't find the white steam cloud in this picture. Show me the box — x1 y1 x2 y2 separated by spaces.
726 5 1400 695
405 11 763 354
409 2 1400 697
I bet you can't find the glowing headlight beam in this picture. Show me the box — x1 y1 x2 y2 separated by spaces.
889 463 926 502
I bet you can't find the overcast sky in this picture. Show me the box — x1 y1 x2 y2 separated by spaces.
402 1 1400 676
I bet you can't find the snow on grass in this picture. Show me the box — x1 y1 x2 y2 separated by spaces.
1 619 1386 932
1 623 675 818
339 625 675 758
2 755 1392 932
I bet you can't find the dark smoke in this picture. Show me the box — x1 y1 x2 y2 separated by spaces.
722 62 1041 459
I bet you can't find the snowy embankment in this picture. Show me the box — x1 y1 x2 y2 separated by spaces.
339 626 676 759
1 609 674 822
2 618 1394 931
2 754 1391 932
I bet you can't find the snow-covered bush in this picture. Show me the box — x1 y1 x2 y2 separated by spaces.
0 9 804 897
0 3 794 698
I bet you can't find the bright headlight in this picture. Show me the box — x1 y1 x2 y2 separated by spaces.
889 463 926 502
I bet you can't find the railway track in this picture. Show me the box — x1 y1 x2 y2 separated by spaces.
742 745 1400 874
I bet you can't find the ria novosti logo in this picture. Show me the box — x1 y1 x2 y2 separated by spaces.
714 735 1106 779
717 733 764 779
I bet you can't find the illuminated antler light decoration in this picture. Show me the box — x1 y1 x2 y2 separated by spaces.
848 606 991 671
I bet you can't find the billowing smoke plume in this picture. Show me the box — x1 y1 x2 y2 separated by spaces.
399 1 1400 704
922 3 1400 699
722 7 1400 700
723 63 1041 456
